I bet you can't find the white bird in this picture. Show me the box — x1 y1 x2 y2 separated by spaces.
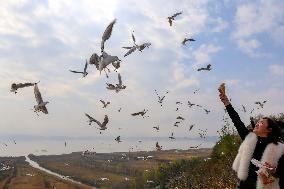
188 101 196 108
182 37 195 45
106 73 126 92
123 31 151 57
176 116 185 120
255 101 267 109
101 19 116 53
197 64 212 71
100 100 110 108
153 125 160 131
123 43 151 57
33 84 48 114
156 142 162 151
131 109 148 118
115 136 122 143
116 73 126 91
242 105 246 112
204 108 210 114
69 60 88 77
167 12 182 26
193 89 199 94
174 121 180 127
85 113 109 130
169 132 175 140
106 83 117 91
99 51 121 78
189 124 194 132
154 90 169 107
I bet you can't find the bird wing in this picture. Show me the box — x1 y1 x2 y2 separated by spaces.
182 38 187 45
100 100 106 106
124 46 137 57
172 12 182 18
177 116 184 120
242 105 246 112
101 19 116 52
132 32 136 44
106 83 116 88
86 113 102 126
34 84 43 105
122 46 133 49
84 60 88 73
69 70 83 74
131 112 141 116
102 115 109 126
118 73 122 86
85 113 95 121
18 82 35 89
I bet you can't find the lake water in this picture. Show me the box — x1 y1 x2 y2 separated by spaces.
0 137 217 157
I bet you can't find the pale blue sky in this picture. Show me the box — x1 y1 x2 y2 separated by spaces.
0 0 283 139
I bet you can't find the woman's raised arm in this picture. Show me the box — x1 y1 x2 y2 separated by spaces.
219 85 249 140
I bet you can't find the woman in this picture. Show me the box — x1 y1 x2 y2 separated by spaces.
219 87 284 189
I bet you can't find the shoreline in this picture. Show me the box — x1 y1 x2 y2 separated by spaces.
0 147 213 158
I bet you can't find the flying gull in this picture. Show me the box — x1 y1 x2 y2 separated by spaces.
153 125 160 131
131 109 149 118
156 142 162 151
167 12 182 26
182 37 195 45
123 31 151 57
69 60 88 77
115 136 122 143
85 113 109 131
197 64 212 71
169 132 175 140
100 100 110 108
154 90 169 107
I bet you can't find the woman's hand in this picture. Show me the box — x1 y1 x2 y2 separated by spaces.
257 162 277 185
219 92 230 106
263 162 277 174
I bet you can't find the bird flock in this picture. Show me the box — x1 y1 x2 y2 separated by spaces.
8 11 268 152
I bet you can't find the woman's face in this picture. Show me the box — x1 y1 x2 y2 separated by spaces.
253 118 272 137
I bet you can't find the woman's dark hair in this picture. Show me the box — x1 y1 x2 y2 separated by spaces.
263 117 284 144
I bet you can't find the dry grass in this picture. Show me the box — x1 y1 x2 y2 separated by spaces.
0 157 92 189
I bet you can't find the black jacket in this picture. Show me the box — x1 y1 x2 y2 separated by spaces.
226 104 283 189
